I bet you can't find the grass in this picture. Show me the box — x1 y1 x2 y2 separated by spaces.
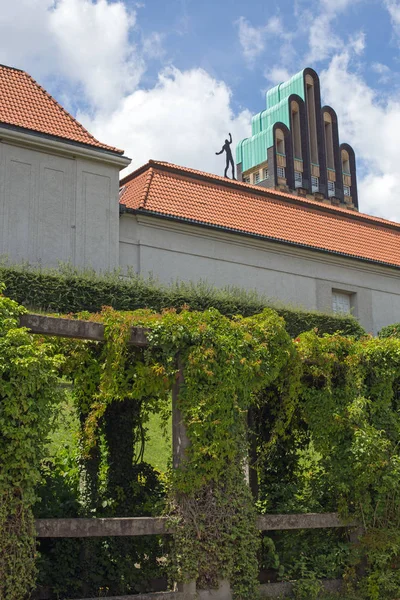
143 408 172 474
45 387 171 476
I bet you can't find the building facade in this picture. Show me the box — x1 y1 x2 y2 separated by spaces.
119 161 400 335
0 64 130 271
1 63 400 334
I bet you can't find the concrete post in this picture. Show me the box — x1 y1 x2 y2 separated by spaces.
172 358 196 598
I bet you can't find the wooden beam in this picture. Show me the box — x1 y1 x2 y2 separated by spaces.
20 313 149 346
259 579 342 598
35 517 169 538
66 593 183 600
256 512 357 531
35 512 357 538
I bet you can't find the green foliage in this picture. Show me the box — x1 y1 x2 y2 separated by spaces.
0 285 62 599
3 280 400 599
378 322 400 339
0 261 364 338
293 577 323 600
50 305 298 599
140 307 298 598
294 332 400 599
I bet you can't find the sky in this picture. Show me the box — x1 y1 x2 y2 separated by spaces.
1 0 400 221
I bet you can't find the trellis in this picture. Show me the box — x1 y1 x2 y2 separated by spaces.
22 314 360 600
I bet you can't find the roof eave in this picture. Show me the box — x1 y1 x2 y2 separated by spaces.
0 123 131 168
121 206 400 272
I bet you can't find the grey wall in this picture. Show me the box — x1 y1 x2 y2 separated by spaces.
0 136 122 271
119 213 400 334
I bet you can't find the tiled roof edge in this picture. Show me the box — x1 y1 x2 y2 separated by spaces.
124 207 400 271
0 121 127 158
121 160 400 233
0 63 24 73
140 168 155 208
120 161 153 185
24 71 124 154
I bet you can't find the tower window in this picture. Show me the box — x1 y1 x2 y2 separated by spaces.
263 168 269 180
254 172 260 184
328 181 335 197
306 75 318 165
344 185 351 196
291 101 302 159
294 171 302 188
311 176 319 192
243 176 250 183
342 149 350 174
277 166 285 179
275 128 285 155
324 113 335 170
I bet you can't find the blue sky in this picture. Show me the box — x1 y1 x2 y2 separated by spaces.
1 0 400 221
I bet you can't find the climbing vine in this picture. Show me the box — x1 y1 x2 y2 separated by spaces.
295 331 400 599
56 306 297 599
3 288 400 600
0 286 62 600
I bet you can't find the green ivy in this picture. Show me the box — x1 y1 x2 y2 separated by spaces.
295 332 400 599
0 285 62 599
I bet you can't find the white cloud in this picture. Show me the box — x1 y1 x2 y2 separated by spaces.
80 67 252 176
0 0 56 74
349 31 366 55
385 0 400 33
265 66 292 85
236 15 285 63
48 0 142 112
0 0 154 113
371 62 391 84
321 52 400 222
306 0 363 63
307 13 344 62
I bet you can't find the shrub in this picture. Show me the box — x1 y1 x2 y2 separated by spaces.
0 262 364 338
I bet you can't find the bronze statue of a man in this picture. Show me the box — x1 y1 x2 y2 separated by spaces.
216 133 236 179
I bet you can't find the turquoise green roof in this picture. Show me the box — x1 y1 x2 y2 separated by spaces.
236 69 307 172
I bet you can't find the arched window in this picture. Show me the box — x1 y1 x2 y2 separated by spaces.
306 74 318 165
291 101 302 159
341 149 351 197
323 112 334 170
275 128 285 155
341 149 350 174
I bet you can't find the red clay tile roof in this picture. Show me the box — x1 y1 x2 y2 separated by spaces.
0 64 123 154
120 160 400 269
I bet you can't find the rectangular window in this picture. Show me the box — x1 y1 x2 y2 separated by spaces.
243 177 250 183
332 291 352 315
263 168 269 180
277 166 285 179
328 181 335 197
294 171 302 188
343 185 351 196
254 172 260 184
311 176 319 193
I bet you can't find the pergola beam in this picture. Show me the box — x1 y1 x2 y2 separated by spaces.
20 313 149 346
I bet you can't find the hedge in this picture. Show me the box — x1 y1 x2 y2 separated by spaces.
0 262 365 338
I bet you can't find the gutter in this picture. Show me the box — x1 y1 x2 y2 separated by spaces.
119 205 400 272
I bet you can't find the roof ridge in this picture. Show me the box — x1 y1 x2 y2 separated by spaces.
140 167 155 209
22 71 123 155
148 160 400 231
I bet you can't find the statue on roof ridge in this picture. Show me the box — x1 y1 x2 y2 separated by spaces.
216 133 236 180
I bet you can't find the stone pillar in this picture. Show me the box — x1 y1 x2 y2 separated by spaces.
172 359 196 598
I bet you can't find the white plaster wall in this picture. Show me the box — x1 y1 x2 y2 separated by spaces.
119 214 400 334
0 139 120 271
